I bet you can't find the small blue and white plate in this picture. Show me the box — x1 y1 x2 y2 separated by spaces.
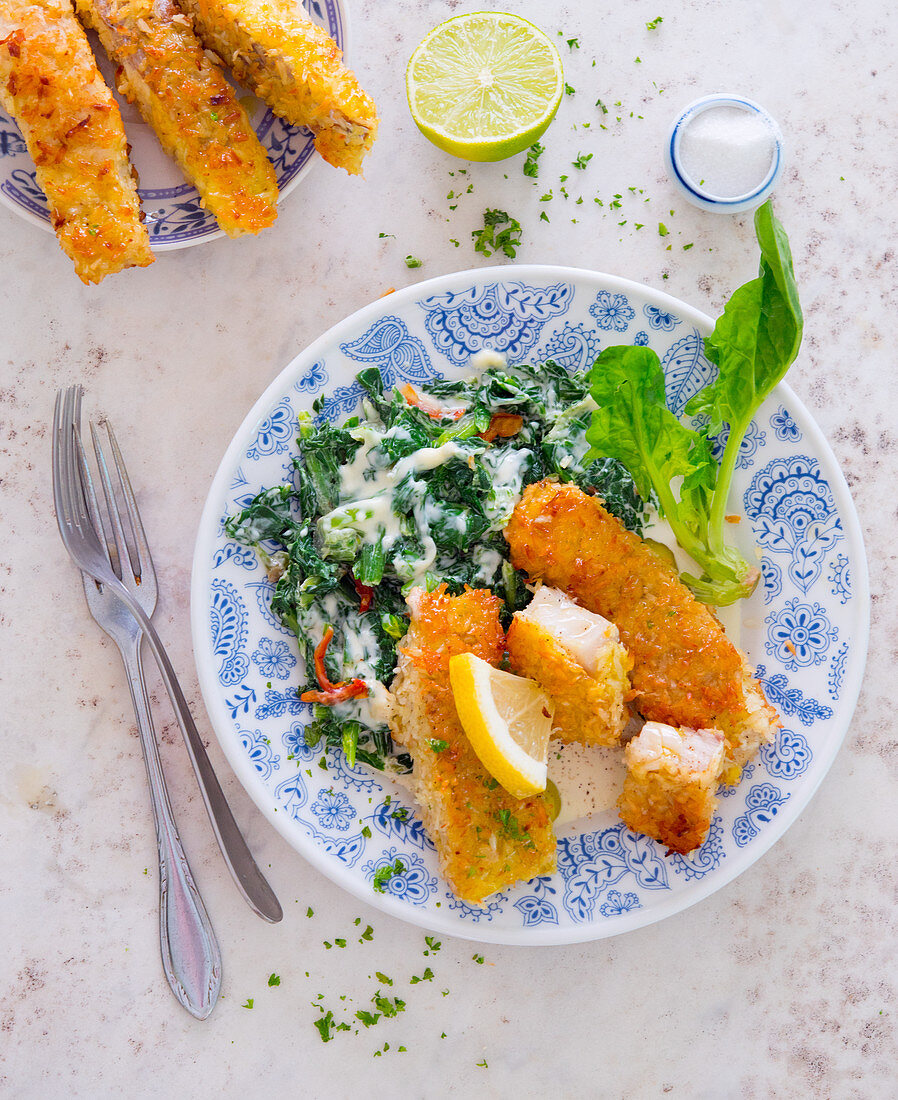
191 266 869 944
0 0 346 250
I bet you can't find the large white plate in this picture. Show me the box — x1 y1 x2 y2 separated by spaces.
191 266 869 944
0 0 346 250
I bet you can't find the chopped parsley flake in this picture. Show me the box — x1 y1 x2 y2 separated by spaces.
359 925 374 942
242 998 254 1009
566 37 579 48
373 992 406 1018
372 858 406 893
471 209 523 259
523 142 544 178
268 973 281 987
378 232 395 239
572 152 593 169
564 83 575 96
429 739 448 753
405 256 423 269
646 15 663 29
425 935 441 952
306 907 314 918
658 222 669 237
314 1010 342 1041
375 971 393 985
477 1059 488 1068
472 954 485 965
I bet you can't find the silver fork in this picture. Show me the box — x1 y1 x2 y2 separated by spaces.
76 407 222 1019
52 387 283 927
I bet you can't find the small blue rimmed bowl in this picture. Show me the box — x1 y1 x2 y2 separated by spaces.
666 94 785 214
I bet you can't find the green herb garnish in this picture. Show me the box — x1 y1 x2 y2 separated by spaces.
523 142 544 178
372 859 406 893
405 255 423 268
471 209 523 259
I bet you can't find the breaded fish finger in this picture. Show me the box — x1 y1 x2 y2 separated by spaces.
619 722 724 855
390 585 556 904
505 481 779 778
507 586 632 747
75 0 278 236
0 0 153 283
177 0 378 174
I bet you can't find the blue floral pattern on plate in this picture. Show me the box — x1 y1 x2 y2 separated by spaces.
341 316 436 387
744 455 843 595
590 290 636 332
537 322 603 372
765 598 838 670
193 267 868 945
420 282 573 365
0 0 344 249
662 330 716 416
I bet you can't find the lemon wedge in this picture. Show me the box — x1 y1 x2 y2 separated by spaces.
406 13 564 162
449 653 554 798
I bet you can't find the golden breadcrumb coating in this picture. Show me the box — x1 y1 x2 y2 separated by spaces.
507 613 632 747
618 722 724 854
0 0 152 283
390 585 556 904
177 0 378 174
504 481 780 776
75 0 277 236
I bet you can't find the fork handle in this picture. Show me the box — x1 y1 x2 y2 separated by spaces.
123 640 222 1019
111 581 283 922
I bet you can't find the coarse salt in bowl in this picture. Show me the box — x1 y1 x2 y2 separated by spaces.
666 94 785 213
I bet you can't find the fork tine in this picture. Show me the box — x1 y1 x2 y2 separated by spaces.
104 419 155 589
69 399 96 536
52 390 67 534
60 387 81 531
76 422 117 575
90 420 135 580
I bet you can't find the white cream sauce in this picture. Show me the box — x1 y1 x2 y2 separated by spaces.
548 741 628 825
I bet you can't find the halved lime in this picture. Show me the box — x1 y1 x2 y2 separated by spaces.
406 12 564 162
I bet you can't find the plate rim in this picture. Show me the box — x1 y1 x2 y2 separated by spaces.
0 0 350 252
190 263 870 944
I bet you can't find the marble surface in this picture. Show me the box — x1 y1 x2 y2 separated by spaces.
1 0 896 1095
